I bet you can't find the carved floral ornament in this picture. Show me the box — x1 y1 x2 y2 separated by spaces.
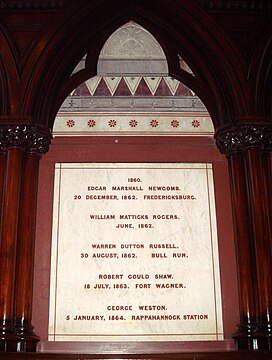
100 22 165 59
0 125 51 154
215 124 272 155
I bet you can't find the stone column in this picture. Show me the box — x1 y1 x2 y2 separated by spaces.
0 129 7 222
0 147 7 231
216 123 272 351
0 127 24 351
0 126 51 352
243 126 272 350
262 136 272 255
14 127 51 352
216 125 258 350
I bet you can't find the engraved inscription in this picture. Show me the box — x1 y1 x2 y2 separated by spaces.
48 163 223 342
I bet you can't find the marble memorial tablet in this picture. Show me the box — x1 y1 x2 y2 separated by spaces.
48 163 223 342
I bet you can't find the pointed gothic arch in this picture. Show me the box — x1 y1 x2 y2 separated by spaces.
0 23 19 116
18 0 248 132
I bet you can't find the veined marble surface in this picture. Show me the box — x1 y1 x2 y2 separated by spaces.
48 163 223 342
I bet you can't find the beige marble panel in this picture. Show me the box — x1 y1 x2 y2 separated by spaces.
48 163 223 342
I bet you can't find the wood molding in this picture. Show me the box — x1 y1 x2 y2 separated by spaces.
0 351 272 359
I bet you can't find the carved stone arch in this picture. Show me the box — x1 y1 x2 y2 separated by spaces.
20 0 248 132
0 22 19 116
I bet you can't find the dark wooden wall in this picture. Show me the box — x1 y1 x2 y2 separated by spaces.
0 0 271 358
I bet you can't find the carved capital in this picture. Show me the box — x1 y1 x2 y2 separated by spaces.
215 124 272 155
24 127 52 155
0 125 51 154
